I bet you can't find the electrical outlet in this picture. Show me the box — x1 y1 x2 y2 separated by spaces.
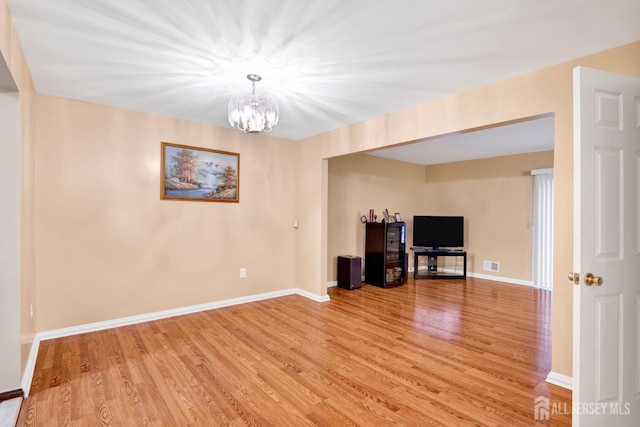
240 268 247 278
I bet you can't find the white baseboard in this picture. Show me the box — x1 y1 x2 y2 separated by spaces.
545 371 573 390
466 271 534 287
296 288 331 303
21 287 329 397
21 340 38 397
429 267 534 287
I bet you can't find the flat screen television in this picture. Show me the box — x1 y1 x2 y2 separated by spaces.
413 215 464 249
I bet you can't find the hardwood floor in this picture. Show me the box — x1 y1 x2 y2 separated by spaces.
17 277 571 426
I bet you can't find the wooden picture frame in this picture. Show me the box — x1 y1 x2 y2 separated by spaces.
161 142 240 202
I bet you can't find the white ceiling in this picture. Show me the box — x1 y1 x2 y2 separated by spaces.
368 116 555 166
6 0 640 163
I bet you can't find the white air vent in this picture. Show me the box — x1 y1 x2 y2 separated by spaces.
483 260 500 272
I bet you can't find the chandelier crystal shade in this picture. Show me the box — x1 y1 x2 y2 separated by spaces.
228 74 279 134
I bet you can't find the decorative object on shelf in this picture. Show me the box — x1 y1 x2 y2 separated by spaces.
161 142 239 202
395 212 401 222
360 215 368 223
228 74 279 134
383 209 390 223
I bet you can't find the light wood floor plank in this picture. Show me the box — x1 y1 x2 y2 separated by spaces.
17 277 571 426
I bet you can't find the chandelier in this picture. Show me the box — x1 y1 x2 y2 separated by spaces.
228 74 279 134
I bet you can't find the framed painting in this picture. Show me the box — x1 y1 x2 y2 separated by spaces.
161 142 240 202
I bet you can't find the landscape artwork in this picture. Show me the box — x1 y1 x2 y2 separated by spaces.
161 142 239 202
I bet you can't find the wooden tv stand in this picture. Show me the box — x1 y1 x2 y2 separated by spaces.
412 248 467 280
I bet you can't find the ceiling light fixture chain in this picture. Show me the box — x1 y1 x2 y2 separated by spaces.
228 74 279 134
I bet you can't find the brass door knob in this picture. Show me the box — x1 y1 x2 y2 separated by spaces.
584 273 603 286
567 272 580 285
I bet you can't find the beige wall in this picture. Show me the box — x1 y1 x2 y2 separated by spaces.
293 142 327 295
328 154 426 280
424 151 553 280
33 95 298 330
328 151 553 283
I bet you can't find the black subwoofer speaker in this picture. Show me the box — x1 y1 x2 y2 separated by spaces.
337 256 362 290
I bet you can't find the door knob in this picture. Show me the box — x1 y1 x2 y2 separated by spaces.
567 272 580 285
584 273 603 286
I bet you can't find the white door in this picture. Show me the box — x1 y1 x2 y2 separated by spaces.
572 66 640 426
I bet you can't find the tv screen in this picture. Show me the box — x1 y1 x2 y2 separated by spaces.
413 216 464 249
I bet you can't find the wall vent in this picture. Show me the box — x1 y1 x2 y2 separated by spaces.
483 260 500 272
